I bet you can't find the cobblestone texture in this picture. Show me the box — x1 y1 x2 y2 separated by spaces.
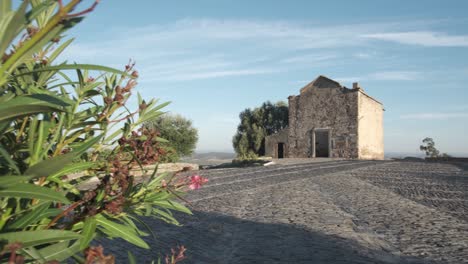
104 160 468 264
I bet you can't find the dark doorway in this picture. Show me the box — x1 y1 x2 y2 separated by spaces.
315 130 330 157
277 143 285 159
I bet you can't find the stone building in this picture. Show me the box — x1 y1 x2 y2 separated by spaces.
265 75 384 160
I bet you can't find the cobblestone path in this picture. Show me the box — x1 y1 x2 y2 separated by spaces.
105 160 468 264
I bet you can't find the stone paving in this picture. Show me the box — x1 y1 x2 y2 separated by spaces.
104 160 468 264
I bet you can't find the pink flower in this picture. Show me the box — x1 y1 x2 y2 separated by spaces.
188 175 208 190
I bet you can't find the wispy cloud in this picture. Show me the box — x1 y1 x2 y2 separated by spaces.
142 68 279 82
353 52 375 59
369 71 420 80
281 54 337 64
362 31 468 47
400 112 468 120
337 71 420 83
127 19 375 49
62 19 465 83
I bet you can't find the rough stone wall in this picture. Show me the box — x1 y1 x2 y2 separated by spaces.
288 85 359 158
358 91 384 160
265 128 289 158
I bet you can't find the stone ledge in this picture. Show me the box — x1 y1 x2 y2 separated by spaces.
67 162 199 191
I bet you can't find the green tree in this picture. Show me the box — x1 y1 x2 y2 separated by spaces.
420 137 439 158
233 101 288 158
420 137 450 159
144 113 199 162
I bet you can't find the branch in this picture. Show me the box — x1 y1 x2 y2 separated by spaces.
65 0 100 18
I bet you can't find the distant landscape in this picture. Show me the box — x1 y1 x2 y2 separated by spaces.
181 152 236 166
181 151 468 166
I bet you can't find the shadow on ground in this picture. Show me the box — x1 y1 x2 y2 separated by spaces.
103 211 432 264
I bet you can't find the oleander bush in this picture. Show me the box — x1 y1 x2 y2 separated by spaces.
0 1 205 263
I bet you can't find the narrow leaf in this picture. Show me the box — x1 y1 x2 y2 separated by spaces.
0 230 81 248
0 175 32 186
49 38 74 61
0 94 68 122
47 162 95 180
0 0 28 55
96 215 149 249
0 183 69 203
79 216 97 250
153 200 192 215
38 240 81 262
128 251 137 264
25 135 102 177
8 202 50 229
15 64 132 78
0 146 20 175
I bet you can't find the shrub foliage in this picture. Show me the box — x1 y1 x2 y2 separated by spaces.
0 1 196 263
232 101 288 159
144 113 199 162
420 137 450 159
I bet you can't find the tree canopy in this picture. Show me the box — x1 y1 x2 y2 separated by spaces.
233 101 288 158
420 137 450 158
144 113 199 161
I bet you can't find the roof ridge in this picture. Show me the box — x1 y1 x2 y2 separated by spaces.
299 75 342 93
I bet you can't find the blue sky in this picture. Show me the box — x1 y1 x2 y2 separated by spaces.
62 0 468 155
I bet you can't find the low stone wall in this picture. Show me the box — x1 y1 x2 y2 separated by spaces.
71 162 199 190
137 163 199 175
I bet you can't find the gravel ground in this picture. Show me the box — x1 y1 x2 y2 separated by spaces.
104 160 468 264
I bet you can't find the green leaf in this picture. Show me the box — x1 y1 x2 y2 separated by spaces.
119 215 148 237
79 216 97 250
0 175 32 186
1 24 65 83
0 0 28 56
146 169 167 187
32 119 46 163
28 116 39 162
38 240 82 262
0 120 10 135
0 1 12 17
155 137 169 143
0 183 69 203
153 200 192 215
24 155 72 178
15 64 132 78
20 246 46 263
128 251 137 264
0 94 69 122
38 208 62 220
68 134 104 156
0 146 20 175
26 0 55 23
47 162 95 180
0 230 81 248
127 215 157 241
153 208 180 226
96 215 149 249
25 135 102 177
8 202 50 229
